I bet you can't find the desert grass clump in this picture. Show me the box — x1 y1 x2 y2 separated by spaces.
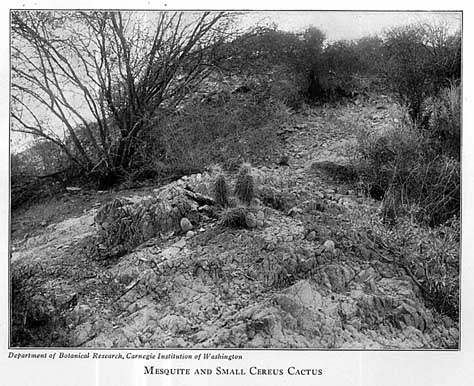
234 163 255 205
236 162 252 177
218 206 249 228
420 217 460 319
214 173 229 207
258 185 292 212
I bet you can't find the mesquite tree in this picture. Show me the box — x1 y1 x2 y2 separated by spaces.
11 10 233 184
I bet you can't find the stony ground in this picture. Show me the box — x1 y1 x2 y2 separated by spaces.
11 95 459 349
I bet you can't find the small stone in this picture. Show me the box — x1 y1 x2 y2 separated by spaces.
250 198 261 207
314 191 324 199
443 316 454 328
368 278 376 292
40 221 47 227
415 266 425 279
180 218 193 232
66 186 82 192
256 210 265 221
323 240 336 254
56 292 78 309
359 246 371 260
186 230 195 239
306 231 317 241
245 213 257 228
194 330 210 343
265 240 277 251
288 207 302 216
199 204 212 212
256 220 264 228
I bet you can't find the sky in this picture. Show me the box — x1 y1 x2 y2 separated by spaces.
239 11 461 41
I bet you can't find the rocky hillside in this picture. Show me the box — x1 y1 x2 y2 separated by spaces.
10 95 459 349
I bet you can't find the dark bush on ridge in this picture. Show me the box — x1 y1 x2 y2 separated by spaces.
382 24 461 122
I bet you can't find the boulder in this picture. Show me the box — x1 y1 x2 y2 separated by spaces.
180 218 193 232
323 240 336 255
245 213 257 228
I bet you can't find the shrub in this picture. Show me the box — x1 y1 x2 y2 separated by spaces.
11 174 42 210
136 93 290 175
419 217 460 318
414 155 460 226
355 119 460 226
10 138 80 209
234 163 255 204
218 206 250 228
356 121 425 197
221 26 375 105
258 185 294 212
11 261 71 346
305 37 383 103
423 84 461 160
346 197 460 320
310 161 358 182
383 24 461 122
214 173 230 207
380 187 402 225
354 36 384 76
11 172 70 210
378 216 459 319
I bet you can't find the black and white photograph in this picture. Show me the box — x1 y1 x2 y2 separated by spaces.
8 8 462 354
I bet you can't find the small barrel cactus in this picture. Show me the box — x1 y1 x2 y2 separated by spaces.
234 163 255 205
214 173 229 207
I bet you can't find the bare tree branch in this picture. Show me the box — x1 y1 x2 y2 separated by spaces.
12 10 234 179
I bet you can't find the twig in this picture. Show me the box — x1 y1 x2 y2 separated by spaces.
113 277 142 302
183 186 216 206
401 263 431 295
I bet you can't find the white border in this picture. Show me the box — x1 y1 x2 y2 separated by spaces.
1 2 472 386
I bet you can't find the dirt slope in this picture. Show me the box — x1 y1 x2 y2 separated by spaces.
11 96 459 349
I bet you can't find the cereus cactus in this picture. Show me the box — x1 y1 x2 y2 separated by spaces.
234 163 255 205
214 173 229 207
